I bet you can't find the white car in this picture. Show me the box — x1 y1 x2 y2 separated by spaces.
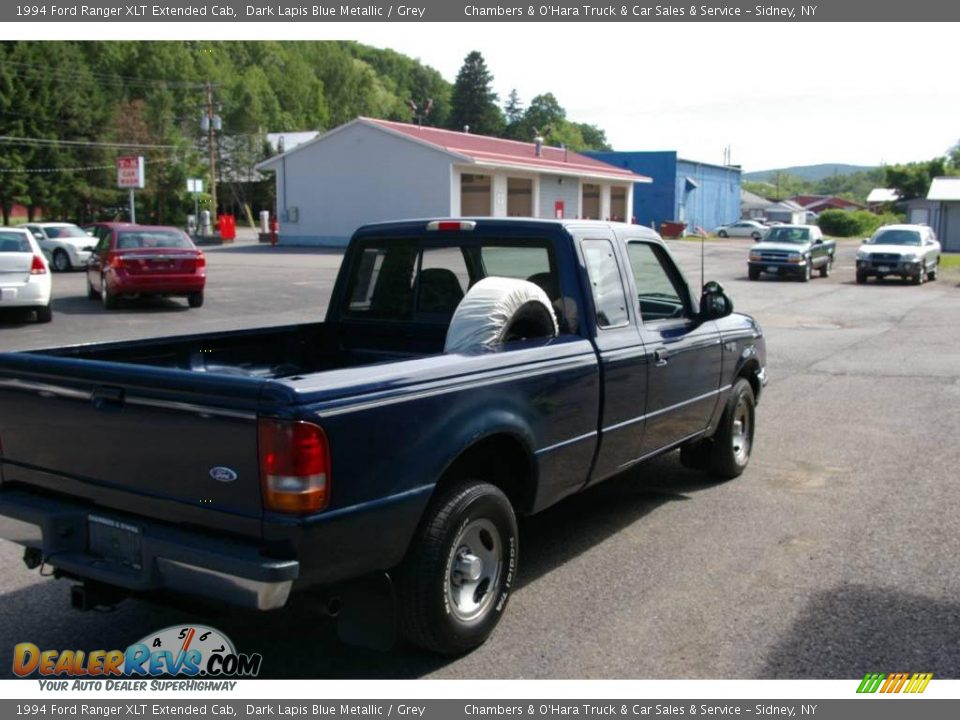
0 227 52 323
855 224 941 285
20 222 96 272
716 220 767 239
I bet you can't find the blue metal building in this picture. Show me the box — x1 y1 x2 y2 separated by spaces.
585 151 741 233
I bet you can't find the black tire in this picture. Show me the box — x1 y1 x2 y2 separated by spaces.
188 291 204 308
35 305 52 323
912 267 924 285
748 267 760 281
101 276 118 309
856 272 867 285
87 278 98 300
709 378 756 479
718 230 728 238
819 259 832 278
800 261 811 282
928 262 938 282
396 481 518 655
52 249 71 272
751 232 762 240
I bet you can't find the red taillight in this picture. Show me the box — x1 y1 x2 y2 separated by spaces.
107 252 124 270
258 419 330 514
426 220 477 232
195 253 206 271
30 255 46 275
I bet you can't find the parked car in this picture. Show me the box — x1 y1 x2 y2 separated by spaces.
855 224 941 284
0 218 766 654
748 225 836 281
0 227 52 323
84 224 206 309
19 222 96 272
716 220 766 239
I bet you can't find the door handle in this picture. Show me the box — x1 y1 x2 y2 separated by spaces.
90 386 125 412
654 348 669 366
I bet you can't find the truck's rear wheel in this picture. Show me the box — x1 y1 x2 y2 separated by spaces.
710 378 756 479
397 481 518 654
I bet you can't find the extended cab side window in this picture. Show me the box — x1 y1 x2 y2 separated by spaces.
625 242 690 323
581 239 629 328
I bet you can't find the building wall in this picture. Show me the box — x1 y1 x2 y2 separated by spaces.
586 151 676 230
940 202 960 252
538 174 582 219
675 159 742 233
269 123 454 246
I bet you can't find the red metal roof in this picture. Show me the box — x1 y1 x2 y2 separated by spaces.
363 118 645 183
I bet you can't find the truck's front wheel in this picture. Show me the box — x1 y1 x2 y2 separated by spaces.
397 481 518 654
710 378 756 479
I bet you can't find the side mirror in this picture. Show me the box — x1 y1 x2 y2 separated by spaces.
814 238 823 244
33 232 43 240
700 281 733 321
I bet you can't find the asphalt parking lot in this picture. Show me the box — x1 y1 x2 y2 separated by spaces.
1 236 959 679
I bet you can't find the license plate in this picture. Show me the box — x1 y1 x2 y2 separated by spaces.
766 266 779 273
877 266 890 273
88 515 142 569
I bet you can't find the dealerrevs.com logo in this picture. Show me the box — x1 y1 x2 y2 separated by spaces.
856 672 933 694
13 625 262 687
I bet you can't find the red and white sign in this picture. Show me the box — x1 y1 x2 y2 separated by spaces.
116 156 145 189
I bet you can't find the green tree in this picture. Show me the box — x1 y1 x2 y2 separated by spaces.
448 51 503 136
884 158 947 201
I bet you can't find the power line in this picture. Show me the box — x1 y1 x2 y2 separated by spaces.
0 136 178 150
0 59 211 90
0 157 177 174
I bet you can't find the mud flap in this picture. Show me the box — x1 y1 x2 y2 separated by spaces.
337 572 397 651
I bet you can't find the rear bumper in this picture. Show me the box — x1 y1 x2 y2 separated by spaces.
109 273 205 295
0 278 51 307
0 487 297 610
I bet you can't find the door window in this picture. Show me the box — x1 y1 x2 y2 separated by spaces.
625 242 690 323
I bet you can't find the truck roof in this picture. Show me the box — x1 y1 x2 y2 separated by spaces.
354 217 662 239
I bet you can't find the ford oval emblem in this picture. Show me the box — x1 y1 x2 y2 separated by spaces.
209 466 238 483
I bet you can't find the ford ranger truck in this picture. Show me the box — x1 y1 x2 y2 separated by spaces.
0 218 767 654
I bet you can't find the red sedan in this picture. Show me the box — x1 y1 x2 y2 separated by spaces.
85 223 206 309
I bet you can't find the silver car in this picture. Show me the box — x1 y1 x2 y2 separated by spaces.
716 220 766 240
20 222 97 272
855 224 941 285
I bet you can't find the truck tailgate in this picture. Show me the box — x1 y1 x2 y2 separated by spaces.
0 355 275 540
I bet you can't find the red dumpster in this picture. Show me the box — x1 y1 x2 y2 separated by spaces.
659 221 686 239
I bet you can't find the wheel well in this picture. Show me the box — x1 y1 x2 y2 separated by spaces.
737 359 761 399
434 434 536 515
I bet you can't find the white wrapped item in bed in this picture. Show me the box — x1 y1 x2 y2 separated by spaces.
443 277 558 354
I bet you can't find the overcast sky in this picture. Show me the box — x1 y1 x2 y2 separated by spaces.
30 22 960 173
347 23 958 172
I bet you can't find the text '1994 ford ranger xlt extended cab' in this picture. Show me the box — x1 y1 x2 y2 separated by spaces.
0 219 766 654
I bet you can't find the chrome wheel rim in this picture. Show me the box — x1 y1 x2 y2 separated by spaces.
446 518 502 623
101 277 109 306
731 396 751 465
54 252 68 271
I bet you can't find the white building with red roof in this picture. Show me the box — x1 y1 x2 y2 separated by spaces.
256 117 649 246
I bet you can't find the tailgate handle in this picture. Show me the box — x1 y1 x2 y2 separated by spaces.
91 386 125 412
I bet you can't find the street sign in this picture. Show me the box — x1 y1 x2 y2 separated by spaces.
187 178 204 193
116 156 145 189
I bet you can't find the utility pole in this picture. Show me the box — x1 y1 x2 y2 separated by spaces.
204 81 219 222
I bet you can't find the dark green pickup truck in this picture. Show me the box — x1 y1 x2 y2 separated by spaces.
747 225 836 282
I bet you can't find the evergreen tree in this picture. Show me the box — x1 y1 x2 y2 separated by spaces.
448 51 503 136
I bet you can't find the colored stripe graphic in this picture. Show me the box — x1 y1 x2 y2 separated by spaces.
857 672 932 694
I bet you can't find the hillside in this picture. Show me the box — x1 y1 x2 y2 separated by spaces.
745 164 877 183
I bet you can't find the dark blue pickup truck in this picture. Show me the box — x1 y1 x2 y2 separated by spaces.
0 218 766 654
